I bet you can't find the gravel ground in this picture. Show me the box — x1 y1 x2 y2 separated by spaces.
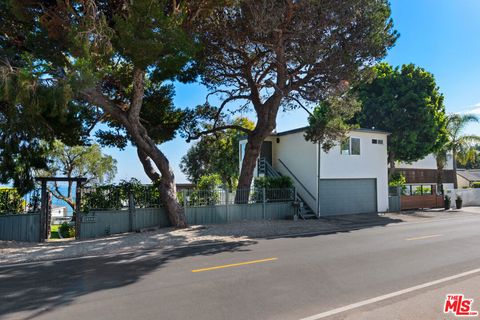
0 209 475 266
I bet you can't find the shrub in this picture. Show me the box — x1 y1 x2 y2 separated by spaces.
253 176 294 202
82 178 161 211
253 176 293 189
59 222 74 238
196 174 223 190
389 173 406 187
0 188 25 214
472 182 480 188
189 174 222 206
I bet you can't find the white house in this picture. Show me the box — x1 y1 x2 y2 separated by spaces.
239 127 390 216
51 205 68 224
51 205 67 217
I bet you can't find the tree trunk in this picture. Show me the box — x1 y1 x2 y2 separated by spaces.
135 141 187 228
388 151 396 178
435 154 445 195
453 149 458 189
235 95 282 200
80 74 188 228
235 132 268 203
158 177 187 228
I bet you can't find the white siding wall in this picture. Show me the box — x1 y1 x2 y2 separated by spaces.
396 154 454 170
273 132 318 212
319 131 389 212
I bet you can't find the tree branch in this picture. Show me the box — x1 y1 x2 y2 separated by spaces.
137 148 161 182
79 86 128 124
128 68 146 122
187 125 253 142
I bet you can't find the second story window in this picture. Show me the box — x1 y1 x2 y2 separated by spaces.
341 137 361 156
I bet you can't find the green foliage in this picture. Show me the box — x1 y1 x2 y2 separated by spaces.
0 0 222 194
0 188 25 214
252 176 294 202
36 140 117 210
189 174 223 206
82 178 161 211
442 114 480 168
305 95 361 151
254 176 293 189
456 146 479 169
196 174 223 190
191 0 397 189
41 141 117 184
180 117 255 188
472 182 480 189
389 173 406 187
355 63 448 164
59 222 75 238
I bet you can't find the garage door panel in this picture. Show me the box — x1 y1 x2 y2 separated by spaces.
319 179 377 216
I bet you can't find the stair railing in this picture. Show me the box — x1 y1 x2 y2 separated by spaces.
257 158 281 178
277 158 316 201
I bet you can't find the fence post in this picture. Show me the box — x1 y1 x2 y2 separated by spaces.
262 187 266 220
293 187 297 218
225 187 229 223
128 190 135 232
183 190 188 225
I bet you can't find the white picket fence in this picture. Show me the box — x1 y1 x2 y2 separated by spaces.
445 188 480 208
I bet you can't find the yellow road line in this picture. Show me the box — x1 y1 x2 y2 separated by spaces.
192 257 278 273
405 234 443 241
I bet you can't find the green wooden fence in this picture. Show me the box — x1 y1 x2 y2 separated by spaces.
80 201 294 240
0 213 40 242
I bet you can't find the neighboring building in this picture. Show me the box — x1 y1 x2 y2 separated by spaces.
51 205 67 218
457 169 480 189
395 154 455 194
51 205 69 224
239 127 389 216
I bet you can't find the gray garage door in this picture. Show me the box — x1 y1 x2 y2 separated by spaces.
319 179 377 216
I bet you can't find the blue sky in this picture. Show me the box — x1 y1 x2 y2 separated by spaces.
106 0 480 183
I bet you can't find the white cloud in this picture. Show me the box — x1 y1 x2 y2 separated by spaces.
456 102 480 115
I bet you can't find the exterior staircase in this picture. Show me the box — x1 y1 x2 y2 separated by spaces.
257 157 317 220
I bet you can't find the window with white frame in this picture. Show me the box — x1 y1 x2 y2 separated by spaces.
372 139 384 145
341 137 360 155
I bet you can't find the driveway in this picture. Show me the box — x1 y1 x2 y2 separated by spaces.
1 208 480 319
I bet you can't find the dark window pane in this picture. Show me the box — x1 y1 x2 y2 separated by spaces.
351 138 360 155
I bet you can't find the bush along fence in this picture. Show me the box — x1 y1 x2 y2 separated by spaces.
79 185 295 240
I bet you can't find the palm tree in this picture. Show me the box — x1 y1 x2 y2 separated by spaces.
436 114 480 189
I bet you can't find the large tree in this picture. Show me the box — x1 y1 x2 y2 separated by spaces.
0 0 226 227
187 0 397 191
181 117 255 189
37 140 117 210
355 63 448 172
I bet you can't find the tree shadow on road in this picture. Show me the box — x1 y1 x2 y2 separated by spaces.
0 237 256 320
269 213 405 238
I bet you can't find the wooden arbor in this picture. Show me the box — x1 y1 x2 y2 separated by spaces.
35 177 87 241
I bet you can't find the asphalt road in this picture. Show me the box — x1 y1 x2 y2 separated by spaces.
2 212 480 320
